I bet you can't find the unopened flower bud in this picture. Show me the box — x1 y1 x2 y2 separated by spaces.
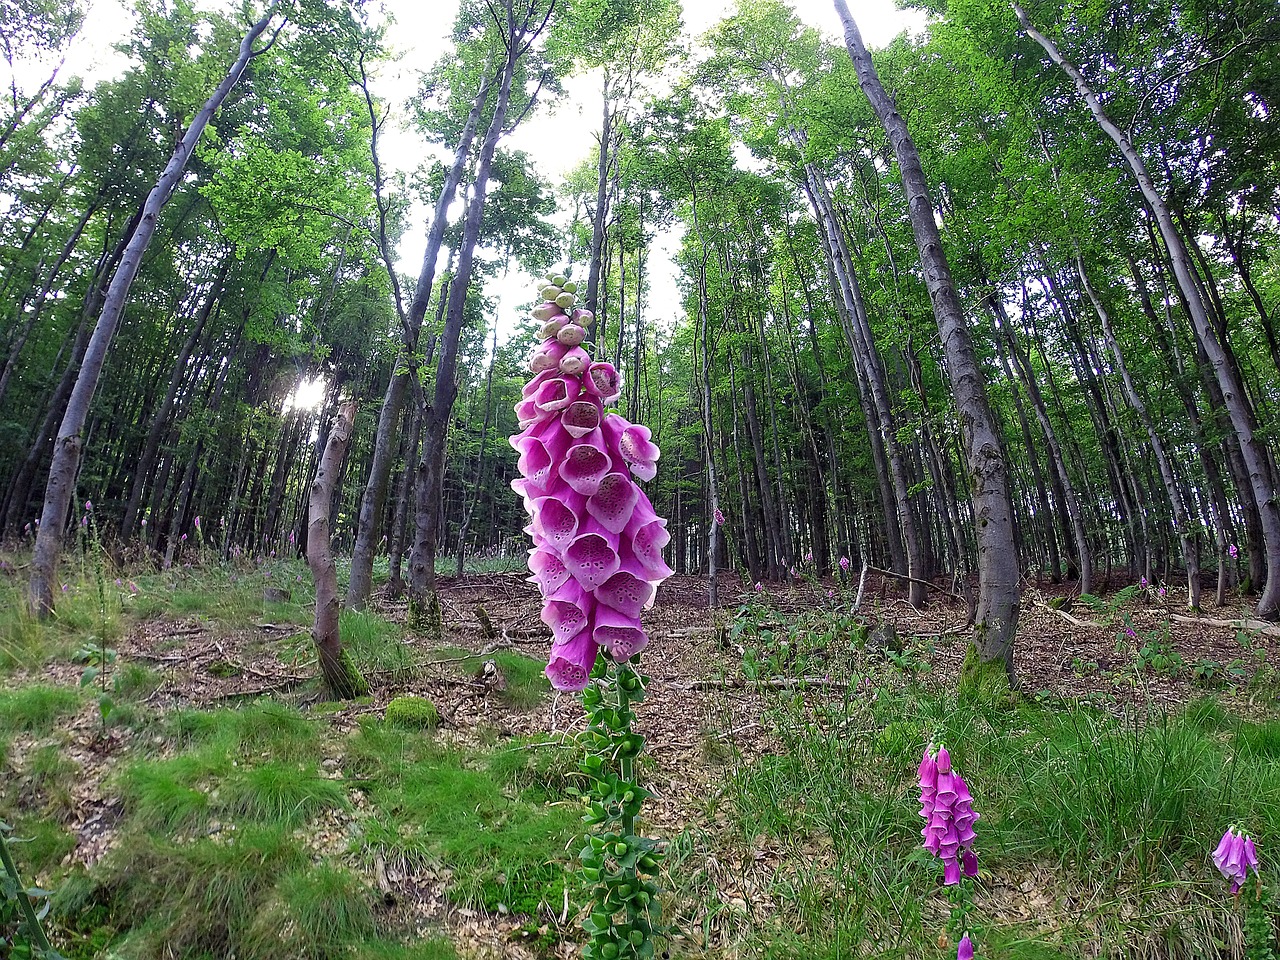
557 323 586 347
555 292 576 309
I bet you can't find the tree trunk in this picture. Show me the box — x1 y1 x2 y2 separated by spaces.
409 0 536 628
1074 252 1201 607
1013 1 1280 620
27 5 279 616
308 400 365 699
346 57 494 611
835 0 1021 674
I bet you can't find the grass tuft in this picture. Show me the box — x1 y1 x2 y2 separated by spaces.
220 761 349 826
0 684 81 732
245 865 375 959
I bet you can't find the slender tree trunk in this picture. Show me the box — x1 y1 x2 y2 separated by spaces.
1075 252 1201 607
308 400 365 699
346 58 493 611
409 1 538 628
836 0 1020 673
1013 1 1280 619
28 6 279 616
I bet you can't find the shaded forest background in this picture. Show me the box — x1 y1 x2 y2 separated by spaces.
2 0 1279 634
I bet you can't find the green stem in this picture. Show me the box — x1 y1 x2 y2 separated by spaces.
617 660 635 838
0 826 56 954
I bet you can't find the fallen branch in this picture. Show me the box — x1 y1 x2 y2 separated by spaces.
1036 601 1102 628
1171 614 1280 638
865 565 965 603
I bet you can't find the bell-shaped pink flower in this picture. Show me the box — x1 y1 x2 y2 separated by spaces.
510 272 671 691
1213 826 1260 894
918 743 979 885
957 934 974 960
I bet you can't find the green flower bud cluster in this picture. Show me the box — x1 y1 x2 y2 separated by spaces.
576 659 664 960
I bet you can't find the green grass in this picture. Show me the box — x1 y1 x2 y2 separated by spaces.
709 674 1280 958
340 609 419 676
348 717 577 917
425 647 551 709
168 701 320 762
114 662 162 701
6 816 77 878
244 865 376 959
0 684 81 732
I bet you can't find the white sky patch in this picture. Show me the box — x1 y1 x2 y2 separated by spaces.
282 375 326 413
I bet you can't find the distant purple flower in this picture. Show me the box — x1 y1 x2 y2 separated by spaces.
114 578 122 587
919 744 979 885
128 581 139 595
804 551 813 564
84 500 93 512
288 532 295 545
1228 544 1238 559
1212 826 1260 894
827 589 835 599
714 508 725 526
141 518 147 527
1125 625 1136 639
754 582 763 592
957 934 974 960
789 566 798 579
1140 576 1148 588
1157 586 1166 598
180 533 187 542
60 583 68 592
839 555 850 572
194 516 201 529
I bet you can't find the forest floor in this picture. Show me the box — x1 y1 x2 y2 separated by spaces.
1 557 1278 959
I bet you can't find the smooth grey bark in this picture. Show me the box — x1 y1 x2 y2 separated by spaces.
801 168 906 576
835 0 1021 673
28 5 279 616
584 73 614 338
1013 1 1280 620
346 56 494 610
308 400 364 699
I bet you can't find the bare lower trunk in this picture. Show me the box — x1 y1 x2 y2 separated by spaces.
308 400 364 699
835 0 1020 674
28 6 279 616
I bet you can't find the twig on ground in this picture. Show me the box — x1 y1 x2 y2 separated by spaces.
1170 614 1280 638
1036 601 1102 628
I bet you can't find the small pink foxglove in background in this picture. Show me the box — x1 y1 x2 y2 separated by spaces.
1213 826 1260 894
510 272 673 691
919 744 979 885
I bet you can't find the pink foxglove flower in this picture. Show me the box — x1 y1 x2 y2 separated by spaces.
511 272 673 692
714 507 725 526
919 744 979 885
1212 826 1260 894
957 934 974 960
839 555 850 572
1228 544 1238 559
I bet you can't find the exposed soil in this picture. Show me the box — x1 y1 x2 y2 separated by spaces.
4 570 1278 958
